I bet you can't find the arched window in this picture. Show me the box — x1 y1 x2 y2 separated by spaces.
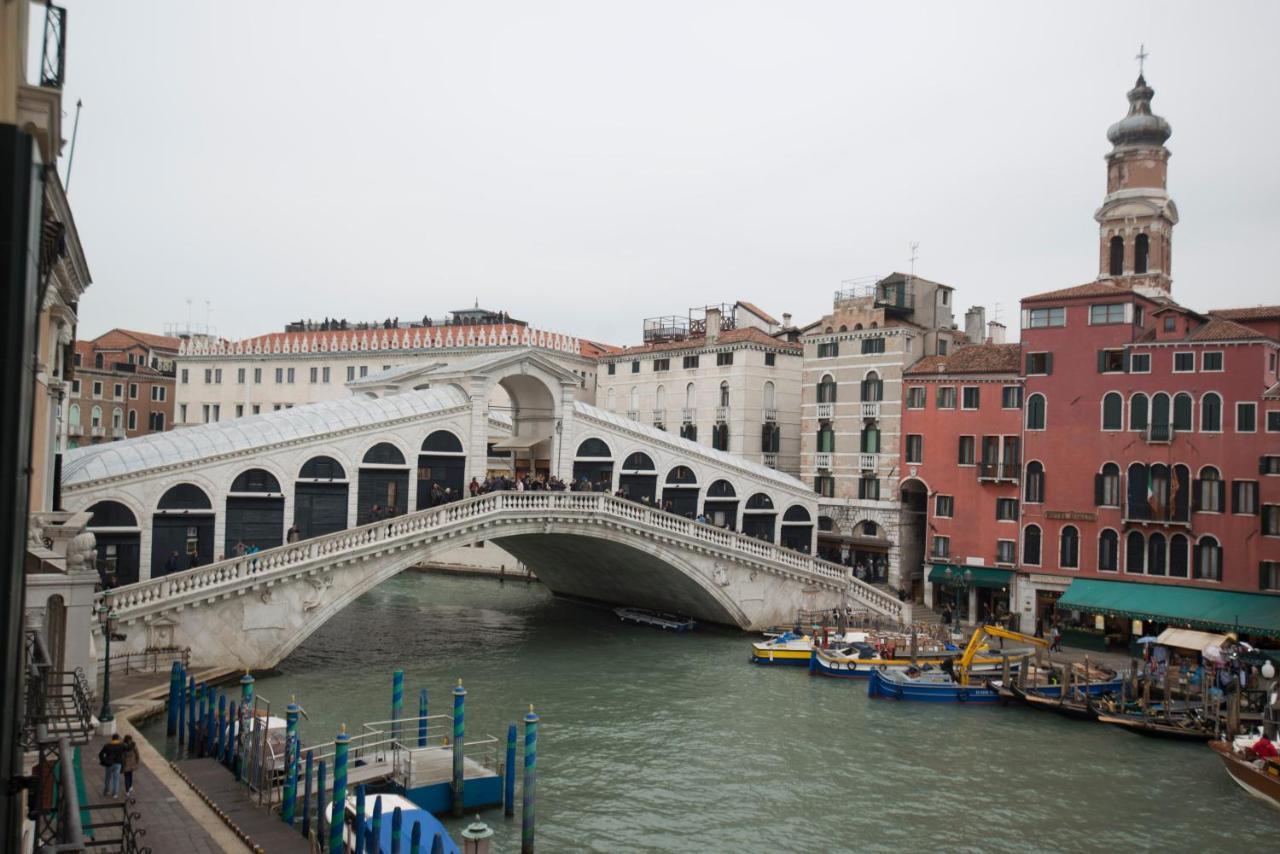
575 438 612 458
655 385 666 412
158 483 213 510
625 387 637 413
1109 235 1124 276
1130 393 1149 430
1195 466 1223 513
861 371 883 402
1201 393 1222 432
1098 530 1119 572
1096 462 1121 507
606 388 615 411
68 403 80 426
94 352 104 369
363 443 406 465
685 383 695 409
1195 536 1222 581
127 409 137 431
665 466 697 485
90 405 102 428
422 431 464 453
88 501 138 528
230 469 282 493
1172 393 1193 431
706 479 736 498
719 381 730 408
1102 393 1123 430
1147 532 1167 576
1127 463 1149 519
763 381 775 411
1059 525 1079 568
782 505 811 522
1023 524 1041 566
1169 534 1189 578
1126 531 1145 574
1024 461 1045 503
1026 394 1046 430
817 374 837 404
300 456 346 480
621 452 655 471
1152 392 1170 429
859 424 880 454
1134 233 1149 274
817 425 835 453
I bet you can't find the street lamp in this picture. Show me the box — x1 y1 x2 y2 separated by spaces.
942 567 974 625
97 605 116 723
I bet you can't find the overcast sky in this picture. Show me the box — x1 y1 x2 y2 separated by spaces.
48 1 1280 345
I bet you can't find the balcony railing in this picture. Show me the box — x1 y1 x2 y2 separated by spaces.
763 407 778 422
651 409 666 426
816 402 834 420
859 453 878 471
625 409 640 422
762 453 779 469
40 3 68 89
90 425 105 437
815 452 833 470
1145 424 1175 444
977 461 1021 482
67 424 83 437
860 401 880 420
112 427 126 439
715 405 730 423
681 407 696 423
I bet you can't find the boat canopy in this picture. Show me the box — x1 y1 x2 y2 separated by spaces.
927 564 1014 590
1056 579 1280 638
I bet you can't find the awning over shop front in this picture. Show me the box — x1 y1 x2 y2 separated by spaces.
927 564 1015 590
1056 579 1280 639
1155 628 1228 652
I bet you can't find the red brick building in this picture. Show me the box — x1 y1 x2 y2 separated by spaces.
67 329 180 447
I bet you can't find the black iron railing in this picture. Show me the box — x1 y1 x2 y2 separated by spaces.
23 631 94 751
40 3 68 90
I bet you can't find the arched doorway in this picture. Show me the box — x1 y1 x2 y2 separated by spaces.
780 504 813 553
418 430 466 507
86 500 141 587
662 466 699 517
493 372 559 479
743 492 776 542
618 452 657 503
702 479 738 530
358 442 409 523
152 483 214 576
295 456 349 538
225 468 285 555
572 438 613 491
899 478 929 599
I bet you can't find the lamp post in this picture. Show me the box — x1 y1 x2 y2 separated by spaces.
942 567 974 627
97 604 117 725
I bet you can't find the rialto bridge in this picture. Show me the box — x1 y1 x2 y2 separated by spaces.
63 350 910 668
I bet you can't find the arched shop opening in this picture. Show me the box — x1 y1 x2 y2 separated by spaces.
86 500 140 587
572 438 614 490
295 456 349 539
742 492 776 542
358 442 409 523
151 483 214 576
702 479 739 530
661 466 699 518
225 468 285 555
418 430 466 507
618 452 658 503
780 504 813 553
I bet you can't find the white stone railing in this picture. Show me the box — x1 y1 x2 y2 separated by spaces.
816 402 834 420
860 401 880 420
97 492 906 623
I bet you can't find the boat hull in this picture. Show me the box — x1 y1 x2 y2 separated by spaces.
810 649 1025 680
1008 680 1122 721
1209 740 1280 810
866 669 999 703
1095 713 1214 741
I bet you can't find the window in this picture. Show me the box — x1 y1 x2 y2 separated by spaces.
957 436 975 465
360 366 368 377
961 387 980 409
149 411 165 431
204 368 213 384
860 337 885 354
254 368 262 384
211 404 220 422
934 495 954 517
1026 352 1052 375
764 352 775 367
1130 353 1150 373
1024 461 1044 503
1263 456 1280 475
127 409 137 431
1109 236 1123 276
1134 233 1149 273
716 352 733 366
1129 393 1148 430
937 339 948 356
905 435 923 463
150 386 166 402
1059 526 1080 569
996 498 1018 521
861 372 883 402
310 367 318 383
1173 352 1195 372
113 383 123 399
711 422 729 451
937 387 956 409
92 381 102 398
1027 307 1065 328
932 536 950 558
1099 530 1119 572
857 476 880 500
1263 505 1280 536
817 375 837 404
631 360 640 373
814 476 835 498
607 363 616 375
322 367 331 383
816 425 835 453
683 355 699 369
237 367 246 384
1097 349 1126 373
653 358 669 372
1163 316 1177 332
1232 481 1258 515
287 367 295 384
906 387 926 409
1102 392 1123 430
178 403 187 423
1001 386 1022 408
1194 537 1222 581
1125 531 1145 574
1237 402 1256 433
235 404 244 418
817 341 839 358
1201 393 1222 432
347 366 356 382
1090 303 1126 325
996 540 1016 565
1096 463 1121 506
1202 352 1223 372
251 404 260 415
201 404 209 423
1262 562 1280 592
718 381 729 408
1023 525 1041 565
1025 394 1046 430
71 379 80 396
275 368 284 383
1196 467 1224 513
860 425 880 453
215 369 223 384
1268 411 1280 433
1173 393 1193 431
1169 534 1189 578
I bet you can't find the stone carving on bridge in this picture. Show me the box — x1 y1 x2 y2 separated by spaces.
712 564 730 587
301 575 334 613
259 589 274 604
65 532 97 575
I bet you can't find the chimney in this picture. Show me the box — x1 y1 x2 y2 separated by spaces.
782 312 792 328
964 306 986 343
987 321 1007 345
705 307 722 343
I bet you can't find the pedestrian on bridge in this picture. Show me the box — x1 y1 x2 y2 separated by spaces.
98 734 125 799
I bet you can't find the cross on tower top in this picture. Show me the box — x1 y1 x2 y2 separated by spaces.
1135 44 1149 76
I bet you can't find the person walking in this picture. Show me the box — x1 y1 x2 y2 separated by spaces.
99 734 125 798
121 735 139 797
286 524 301 543
164 551 179 574
1050 623 1063 652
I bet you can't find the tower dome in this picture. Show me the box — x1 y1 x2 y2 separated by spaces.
1106 75 1172 148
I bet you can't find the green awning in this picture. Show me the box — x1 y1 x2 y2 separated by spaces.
927 564 1014 590
1056 579 1280 639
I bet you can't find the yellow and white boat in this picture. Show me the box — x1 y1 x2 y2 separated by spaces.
750 631 817 665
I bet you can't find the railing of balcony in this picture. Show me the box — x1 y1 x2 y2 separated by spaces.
681 407 695 423
816 402 834 420
715 405 730 422
763 407 778 422
651 409 666 426
976 461 1021 481
859 453 877 471
762 453 778 469
1145 424 1175 444
625 409 640 421
860 401 880 420
815 452 833 470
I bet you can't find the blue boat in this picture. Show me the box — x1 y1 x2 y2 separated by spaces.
866 667 1001 703
330 793 461 853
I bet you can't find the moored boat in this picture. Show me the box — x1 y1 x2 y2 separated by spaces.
1007 679 1122 721
614 607 697 632
750 632 815 665
810 644 1035 679
1209 739 1280 810
1094 711 1214 741
867 667 1000 703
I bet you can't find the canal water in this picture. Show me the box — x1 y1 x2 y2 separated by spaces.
147 574 1278 852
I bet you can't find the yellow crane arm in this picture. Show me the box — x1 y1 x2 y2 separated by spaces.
957 624 1049 684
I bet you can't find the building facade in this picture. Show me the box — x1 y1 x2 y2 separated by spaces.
67 329 179 447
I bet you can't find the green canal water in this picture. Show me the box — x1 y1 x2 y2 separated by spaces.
147 574 1277 852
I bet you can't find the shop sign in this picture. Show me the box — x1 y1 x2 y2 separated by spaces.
1044 510 1097 522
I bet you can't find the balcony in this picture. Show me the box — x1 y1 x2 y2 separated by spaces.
977 461 1021 483
651 409 666 427
625 409 640 422
816 402 834 420
67 424 83 437
815 452 833 470
111 427 126 439
860 401 880 420
1144 424 1175 444
715 405 730 423
90 425 104 437
859 453 878 471
763 407 778 422
681 407 696 423
762 453 779 469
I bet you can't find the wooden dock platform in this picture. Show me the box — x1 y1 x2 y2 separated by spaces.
172 758 311 853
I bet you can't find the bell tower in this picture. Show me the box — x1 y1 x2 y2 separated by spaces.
1095 58 1178 293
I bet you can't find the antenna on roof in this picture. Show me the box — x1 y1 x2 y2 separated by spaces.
65 99 83 192
908 241 919 278
992 302 1002 324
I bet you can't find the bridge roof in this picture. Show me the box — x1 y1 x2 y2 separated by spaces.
63 386 471 486
574 402 808 494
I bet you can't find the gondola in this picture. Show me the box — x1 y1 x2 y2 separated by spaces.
1094 711 1214 741
1008 681 1100 722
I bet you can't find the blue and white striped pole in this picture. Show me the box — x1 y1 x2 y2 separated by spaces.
282 700 301 825
370 797 383 854
391 670 404 744
391 806 403 854
301 749 314 839
522 705 539 854
451 680 466 817
316 759 327 846
329 728 350 854
417 688 428 748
